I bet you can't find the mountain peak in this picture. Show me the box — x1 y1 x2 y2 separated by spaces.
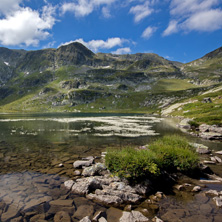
57 42 94 57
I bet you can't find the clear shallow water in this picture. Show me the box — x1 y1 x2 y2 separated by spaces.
0 113 222 221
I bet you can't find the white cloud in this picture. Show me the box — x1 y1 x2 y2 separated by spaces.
61 37 128 52
102 6 111 18
163 0 222 35
182 9 222 31
142 26 157 39
163 20 178 36
61 0 116 17
0 2 56 46
129 1 154 23
112 47 131 54
0 0 22 15
170 0 220 16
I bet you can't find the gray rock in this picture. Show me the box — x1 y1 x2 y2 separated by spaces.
94 186 141 203
79 216 91 222
190 143 211 154
205 190 219 196
98 217 107 222
73 159 94 169
120 211 134 222
134 180 152 195
199 124 210 132
132 211 149 221
92 211 106 222
87 193 123 206
152 216 164 222
82 163 107 177
200 132 222 140
210 157 217 162
213 197 222 207
82 156 94 161
192 186 201 192
215 150 222 155
203 160 216 164
74 170 81 176
119 211 149 222
64 180 74 190
72 178 102 195
215 156 222 163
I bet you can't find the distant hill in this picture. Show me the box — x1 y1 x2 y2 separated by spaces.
0 43 221 113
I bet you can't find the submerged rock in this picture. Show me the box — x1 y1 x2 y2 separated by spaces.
54 211 71 222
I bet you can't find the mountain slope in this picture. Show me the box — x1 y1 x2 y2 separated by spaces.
181 47 222 85
0 43 221 113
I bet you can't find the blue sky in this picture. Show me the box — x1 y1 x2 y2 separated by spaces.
0 0 222 63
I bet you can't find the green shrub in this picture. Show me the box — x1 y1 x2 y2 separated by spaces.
105 147 160 181
149 135 198 172
105 135 199 181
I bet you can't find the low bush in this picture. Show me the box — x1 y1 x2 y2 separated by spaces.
149 135 199 172
105 135 199 181
105 147 160 181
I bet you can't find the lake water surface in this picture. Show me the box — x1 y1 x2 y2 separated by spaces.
0 113 222 221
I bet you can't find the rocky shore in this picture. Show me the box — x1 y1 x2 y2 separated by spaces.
178 118 222 141
0 143 222 221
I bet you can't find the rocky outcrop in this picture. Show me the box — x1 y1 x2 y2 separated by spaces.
64 159 152 207
199 124 222 140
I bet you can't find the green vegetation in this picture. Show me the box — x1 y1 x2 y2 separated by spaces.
151 79 198 93
149 136 199 172
171 88 222 126
105 135 199 182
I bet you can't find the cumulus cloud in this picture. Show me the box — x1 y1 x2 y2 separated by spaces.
163 0 222 35
61 0 116 17
112 47 131 54
0 2 56 46
61 37 128 52
0 0 22 15
129 1 154 23
142 26 157 39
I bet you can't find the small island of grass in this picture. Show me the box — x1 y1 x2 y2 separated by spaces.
105 135 199 182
